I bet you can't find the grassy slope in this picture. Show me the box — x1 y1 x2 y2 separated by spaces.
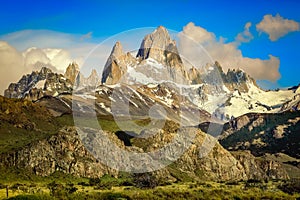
0 94 149 154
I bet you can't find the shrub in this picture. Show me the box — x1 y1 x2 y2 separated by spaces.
133 173 160 189
89 178 100 186
8 194 53 200
0 183 6 189
278 180 300 194
225 181 240 186
99 192 131 200
77 181 90 186
47 181 77 199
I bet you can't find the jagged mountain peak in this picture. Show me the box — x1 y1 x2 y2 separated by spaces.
136 26 175 61
39 66 53 75
86 69 100 86
101 41 135 85
90 69 98 77
110 41 124 58
4 66 73 100
65 62 80 84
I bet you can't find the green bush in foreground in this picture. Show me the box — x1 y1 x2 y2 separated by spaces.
8 194 53 200
4 179 300 200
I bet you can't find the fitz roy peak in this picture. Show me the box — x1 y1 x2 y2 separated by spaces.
102 26 188 85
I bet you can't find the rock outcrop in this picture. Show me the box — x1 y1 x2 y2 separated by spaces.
190 61 257 93
101 41 136 84
0 126 117 178
87 69 100 86
219 111 300 159
64 62 80 85
65 62 100 87
231 151 289 180
132 125 288 181
0 123 288 181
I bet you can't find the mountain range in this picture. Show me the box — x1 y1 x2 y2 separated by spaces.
1 26 300 183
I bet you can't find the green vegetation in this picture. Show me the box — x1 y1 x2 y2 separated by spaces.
1 178 299 200
0 97 60 154
1 165 298 199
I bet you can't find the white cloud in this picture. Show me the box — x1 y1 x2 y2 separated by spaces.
256 14 300 41
178 22 280 81
0 41 25 94
22 47 73 73
0 41 74 94
0 30 100 68
235 22 253 43
0 30 78 51
181 23 215 44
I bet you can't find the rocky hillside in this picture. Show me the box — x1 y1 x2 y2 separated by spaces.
216 110 300 178
4 63 100 101
0 113 289 181
219 110 300 158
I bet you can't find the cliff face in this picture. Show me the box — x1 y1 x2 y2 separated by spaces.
133 126 288 181
101 26 189 85
101 42 136 84
136 26 187 82
231 151 289 180
0 126 116 178
64 62 80 85
0 124 288 181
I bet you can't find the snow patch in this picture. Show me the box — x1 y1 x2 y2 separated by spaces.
35 79 46 89
75 94 97 100
99 102 111 113
127 65 156 84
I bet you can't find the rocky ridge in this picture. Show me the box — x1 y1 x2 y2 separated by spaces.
4 63 100 101
0 124 288 181
4 67 72 101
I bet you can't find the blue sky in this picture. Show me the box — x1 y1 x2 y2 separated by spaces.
0 0 299 90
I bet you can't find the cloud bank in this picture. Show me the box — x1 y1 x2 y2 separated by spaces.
0 41 76 94
0 41 26 94
0 30 106 95
256 14 300 41
179 22 280 81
